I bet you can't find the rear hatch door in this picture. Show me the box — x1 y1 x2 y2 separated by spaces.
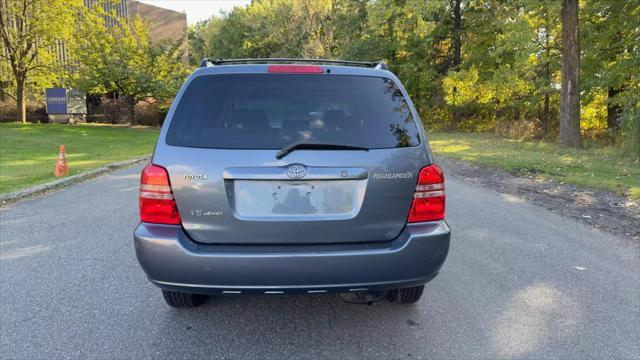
157 71 427 245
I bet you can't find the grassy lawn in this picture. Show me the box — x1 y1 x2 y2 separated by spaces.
428 132 640 200
0 123 159 194
1 124 637 200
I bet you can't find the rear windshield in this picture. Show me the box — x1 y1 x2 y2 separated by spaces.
166 74 420 149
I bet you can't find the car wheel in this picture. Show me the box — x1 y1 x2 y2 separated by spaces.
162 290 207 308
387 285 425 304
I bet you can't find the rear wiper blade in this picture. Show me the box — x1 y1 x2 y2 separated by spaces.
276 141 369 159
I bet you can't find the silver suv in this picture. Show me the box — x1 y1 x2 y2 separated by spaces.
134 59 451 308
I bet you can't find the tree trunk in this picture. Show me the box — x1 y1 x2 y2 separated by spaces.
607 87 620 130
127 100 136 125
542 4 551 136
451 0 462 128
453 0 462 70
452 0 461 70
16 76 27 124
542 92 550 135
559 0 581 147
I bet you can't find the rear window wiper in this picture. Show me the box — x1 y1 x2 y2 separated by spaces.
276 141 369 159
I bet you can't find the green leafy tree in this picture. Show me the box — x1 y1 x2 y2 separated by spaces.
439 1 562 133
582 0 640 131
330 0 369 59
71 4 188 123
196 0 358 60
0 0 81 123
349 0 455 117
188 18 223 66
188 0 638 147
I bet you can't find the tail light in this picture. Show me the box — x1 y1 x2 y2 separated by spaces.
408 164 445 223
139 164 181 225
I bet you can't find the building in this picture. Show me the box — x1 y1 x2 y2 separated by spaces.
85 0 189 65
47 1 188 69
1 0 188 121
128 1 189 65
81 1 190 122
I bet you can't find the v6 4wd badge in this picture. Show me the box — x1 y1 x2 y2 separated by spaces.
191 210 223 216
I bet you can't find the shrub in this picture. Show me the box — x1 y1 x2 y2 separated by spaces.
420 106 450 131
496 118 545 141
135 102 162 126
618 107 640 161
97 98 130 124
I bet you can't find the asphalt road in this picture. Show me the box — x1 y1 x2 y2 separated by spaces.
1 164 638 359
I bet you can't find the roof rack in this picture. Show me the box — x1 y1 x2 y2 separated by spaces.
199 58 389 70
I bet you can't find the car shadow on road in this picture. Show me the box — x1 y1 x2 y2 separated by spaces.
148 293 427 358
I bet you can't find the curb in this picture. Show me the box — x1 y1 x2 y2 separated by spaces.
0 157 149 204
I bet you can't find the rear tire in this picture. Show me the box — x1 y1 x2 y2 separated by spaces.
162 290 206 308
387 285 425 304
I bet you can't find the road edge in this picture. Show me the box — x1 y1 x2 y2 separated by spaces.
0 157 149 205
436 155 639 241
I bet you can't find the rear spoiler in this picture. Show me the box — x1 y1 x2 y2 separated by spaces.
199 58 389 70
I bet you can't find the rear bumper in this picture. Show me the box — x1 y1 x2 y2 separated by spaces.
133 221 451 295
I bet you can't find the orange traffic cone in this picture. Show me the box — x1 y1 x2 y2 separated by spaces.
55 144 68 177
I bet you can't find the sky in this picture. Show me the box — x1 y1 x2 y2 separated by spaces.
137 0 251 25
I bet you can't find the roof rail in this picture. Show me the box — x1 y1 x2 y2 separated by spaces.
199 58 388 70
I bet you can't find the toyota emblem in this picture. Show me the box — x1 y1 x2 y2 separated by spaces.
286 164 307 179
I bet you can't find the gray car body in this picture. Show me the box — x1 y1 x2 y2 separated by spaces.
134 63 451 295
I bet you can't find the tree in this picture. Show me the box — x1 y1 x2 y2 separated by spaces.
72 5 188 123
582 0 640 131
559 0 581 146
445 0 464 127
331 0 368 59
351 0 453 117
188 0 637 143
0 0 80 123
451 0 461 69
440 1 562 134
188 21 209 67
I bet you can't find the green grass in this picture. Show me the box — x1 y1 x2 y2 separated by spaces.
2 124 637 200
428 132 640 200
0 123 159 194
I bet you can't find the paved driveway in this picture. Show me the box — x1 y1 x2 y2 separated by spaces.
1 164 638 359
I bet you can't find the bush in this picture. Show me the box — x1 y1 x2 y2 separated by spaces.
496 118 545 141
0 100 14 122
618 108 640 161
581 90 608 131
420 106 450 131
158 104 171 126
135 102 163 126
0 99 47 123
97 98 130 124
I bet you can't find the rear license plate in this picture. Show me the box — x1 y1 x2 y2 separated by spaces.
233 180 361 220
